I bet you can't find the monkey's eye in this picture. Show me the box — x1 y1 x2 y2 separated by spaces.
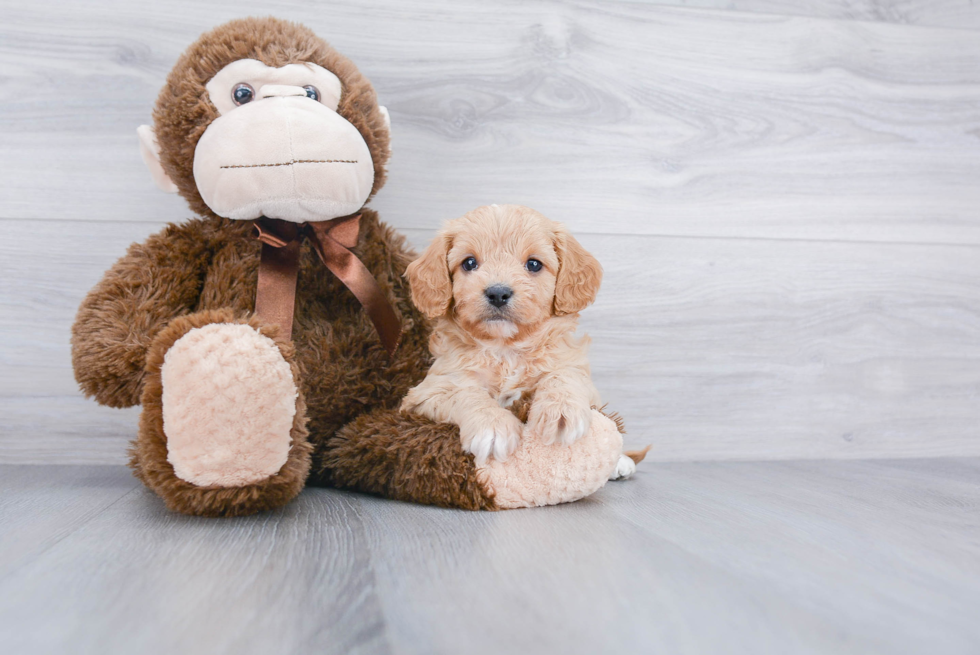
461 257 478 272
525 258 543 273
303 85 320 101
232 83 255 106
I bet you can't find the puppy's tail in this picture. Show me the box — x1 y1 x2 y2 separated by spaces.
624 445 651 465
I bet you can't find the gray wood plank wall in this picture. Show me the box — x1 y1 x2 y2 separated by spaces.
2 0 979 464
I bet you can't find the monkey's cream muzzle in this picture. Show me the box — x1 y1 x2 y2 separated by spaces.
192 89 375 223
137 59 387 224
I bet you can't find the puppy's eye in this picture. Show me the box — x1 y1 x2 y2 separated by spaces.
232 83 255 106
525 258 543 273
461 256 478 272
303 85 320 101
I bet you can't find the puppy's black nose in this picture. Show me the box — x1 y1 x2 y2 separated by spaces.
485 284 513 308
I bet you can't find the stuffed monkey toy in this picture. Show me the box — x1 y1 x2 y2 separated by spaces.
71 17 630 517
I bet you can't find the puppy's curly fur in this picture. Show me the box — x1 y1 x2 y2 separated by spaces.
401 205 604 466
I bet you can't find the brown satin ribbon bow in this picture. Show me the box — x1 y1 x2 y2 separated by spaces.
252 214 402 357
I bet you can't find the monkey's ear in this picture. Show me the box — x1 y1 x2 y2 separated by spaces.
553 227 603 315
379 106 391 132
137 125 179 194
405 233 453 319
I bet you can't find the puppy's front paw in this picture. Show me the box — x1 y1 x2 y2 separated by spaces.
528 397 593 446
461 410 523 467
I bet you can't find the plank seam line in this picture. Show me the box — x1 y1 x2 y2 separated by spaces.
0 485 140 586
4 218 980 251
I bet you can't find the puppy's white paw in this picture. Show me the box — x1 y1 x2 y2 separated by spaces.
609 454 637 481
528 397 593 446
462 410 523 467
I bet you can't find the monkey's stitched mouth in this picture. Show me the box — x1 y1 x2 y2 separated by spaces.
220 159 358 169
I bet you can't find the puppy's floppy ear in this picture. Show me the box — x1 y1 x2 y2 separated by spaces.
406 233 454 319
553 227 603 315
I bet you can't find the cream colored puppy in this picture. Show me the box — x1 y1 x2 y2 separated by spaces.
403 204 631 476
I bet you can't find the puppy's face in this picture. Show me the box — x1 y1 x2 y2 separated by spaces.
407 205 602 342
447 206 559 339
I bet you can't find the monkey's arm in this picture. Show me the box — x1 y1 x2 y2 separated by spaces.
71 221 213 408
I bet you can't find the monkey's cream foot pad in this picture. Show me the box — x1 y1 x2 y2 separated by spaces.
479 410 623 509
161 323 298 487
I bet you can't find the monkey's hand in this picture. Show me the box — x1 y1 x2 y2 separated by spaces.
71 221 213 408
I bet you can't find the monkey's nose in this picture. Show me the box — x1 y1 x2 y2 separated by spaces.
485 285 513 308
259 84 308 99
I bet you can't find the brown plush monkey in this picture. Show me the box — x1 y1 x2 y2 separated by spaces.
72 17 629 517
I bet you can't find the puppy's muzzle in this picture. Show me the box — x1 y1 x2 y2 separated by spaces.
485 284 513 309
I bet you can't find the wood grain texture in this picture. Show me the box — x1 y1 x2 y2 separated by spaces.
3 219 978 464
0 465 138 580
589 232 980 460
1 1 979 244
0 459 977 654
637 0 980 30
0 467 391 655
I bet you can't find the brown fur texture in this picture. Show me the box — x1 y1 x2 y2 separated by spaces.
72 220 214 408
70 17 475 517
320 409 497 510
73 208 441 515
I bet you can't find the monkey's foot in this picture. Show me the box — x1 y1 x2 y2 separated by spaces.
133 310 311 517
478 410 623 509
318 408 626 511
162 322 297 486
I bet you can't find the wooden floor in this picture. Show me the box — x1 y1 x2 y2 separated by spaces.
1 459 978 654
